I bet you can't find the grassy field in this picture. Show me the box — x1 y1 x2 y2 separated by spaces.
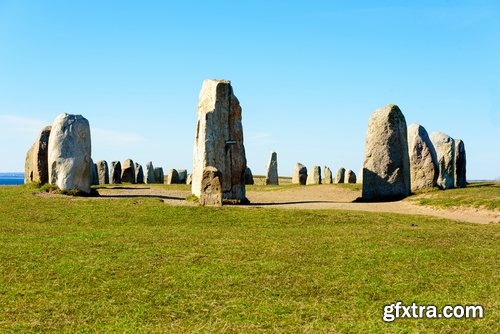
0 185 498 333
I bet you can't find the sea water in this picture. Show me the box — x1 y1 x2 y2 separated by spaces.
0 173 24 185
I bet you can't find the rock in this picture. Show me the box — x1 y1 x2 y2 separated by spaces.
110 161 122 184
244 167 254 185
186 173 193 185
199 166 222 206
430 132 455 190
307 166 321 184
121 159 136 184
166 169 180 184
90 159 99 186
48 113 92 193
177 169 188 184
154 167 164 184
145 161 156 184
323 166 333 184
135 162 144 184
334 167 345 183
357 168 363 184
345 169 356 183
96 160 109 184
192 79 248 204
407 124 438 191
454 139 466 188
362 104 410 201
24 126 51 184
292 163 307 185
265 152 279 185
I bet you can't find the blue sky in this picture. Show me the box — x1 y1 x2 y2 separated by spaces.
0 1 499 180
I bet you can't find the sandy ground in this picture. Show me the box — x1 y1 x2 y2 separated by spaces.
95 185 500 225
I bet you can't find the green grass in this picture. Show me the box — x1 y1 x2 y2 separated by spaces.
0 185 498 333
409 182 500 210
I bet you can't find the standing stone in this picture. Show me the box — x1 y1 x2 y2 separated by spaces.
454 139 466 188
362 104 410 201
110 161 122 184
244 167 254 185
345 169 356 183
407 124 438 191
135 163 144 184
199 167 222 206
166 169 180 184
48 113 91 194
145 161 156 184
307 166 322 184
121 159 136 184
292 163 307 185
323 166 333 184
24 125 51 184
186 173 193 185
265 151 279 185
97 160 109 184
90 160 99 186
430 132 455 190
192 79 248 204
177 169 188 184
154 167 164 184
335 167 345 183
357 167 363 184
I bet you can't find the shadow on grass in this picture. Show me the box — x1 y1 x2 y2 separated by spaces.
98 194 185 201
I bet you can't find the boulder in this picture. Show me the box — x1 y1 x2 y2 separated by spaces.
90 159 99 186
199 166 222 206
244 167 254 185
362 104 410 201
135 162 144 184
166 169 180 184
186 173 193 185
154 167 164 184
96 160 109 184
145 161 156 184
24 125 51 184
345 169 356 183
265 151 279 185
177 169 188 184
121 159 135 184
430 132 455 190
323 166 333 184
192 79 248 204
454 139 466 188
407 124 438 191
307 165 321 184
292 163 307 185
334 167 345 183
110 161 122 184
48 113 91 193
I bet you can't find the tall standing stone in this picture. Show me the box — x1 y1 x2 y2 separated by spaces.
48 113 91 193
323 166 333 184
135 163 144 184
430 132 455 190
97 160 109 184
154 167 164 184
90 159 99 186
345 169 356 184
24 125 51 184
145 161 156 184
362 104 410 201
244 167 254 185
265 151 279 185
292 163 307 185
407 124 438 191
192 79 247 204
121 159 136 184
307 166 322 184
167 169 180 184
110 161 122 184
454 139 466 188
335 167 345 184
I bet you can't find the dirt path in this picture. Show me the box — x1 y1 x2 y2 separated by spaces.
96 185 500 224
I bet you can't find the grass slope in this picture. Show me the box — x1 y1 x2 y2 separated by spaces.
0 185 498 333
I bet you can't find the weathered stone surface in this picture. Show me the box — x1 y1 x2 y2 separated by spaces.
345 169 356 183
48 113 91 193
135 162 144 184
96 160 109 184
110 161 122 184
334 167 345 184
90 159 99 186
192 79 247 204
454 139 466 188
186 173 193 185
145 161 156 184
177 169 188 184
292 163 307 185
323 166 333 184
362 104 410 201
430 132 455 190
154 167 164 184
357 168 363 184
407 124 438 191
199 166 222 206
244 167 254 185
166 169 180 184
307 166 321 184
121 159 136 184
265 152 279 185
24 126 51 184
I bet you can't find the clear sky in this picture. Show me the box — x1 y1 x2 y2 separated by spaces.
1 1 499 180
